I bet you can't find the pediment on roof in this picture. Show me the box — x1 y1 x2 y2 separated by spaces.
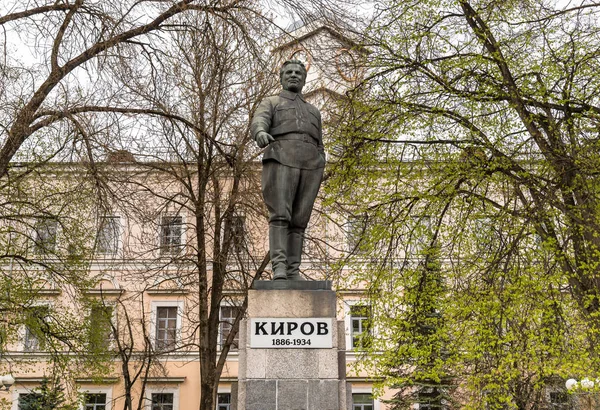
272 24 361 54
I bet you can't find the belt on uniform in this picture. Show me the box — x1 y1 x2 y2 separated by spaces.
276 133 318 146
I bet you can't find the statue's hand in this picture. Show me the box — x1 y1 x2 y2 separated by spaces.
256 131 275 148
256 131 274 148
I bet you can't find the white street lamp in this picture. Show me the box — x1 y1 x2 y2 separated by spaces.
582 378 595 389
566 378 578 391
566 378 596 410
0 374 15 391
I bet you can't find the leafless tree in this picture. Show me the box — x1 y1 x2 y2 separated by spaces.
81 8 280 409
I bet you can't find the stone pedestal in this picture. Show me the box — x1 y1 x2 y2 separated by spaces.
237 281 349 410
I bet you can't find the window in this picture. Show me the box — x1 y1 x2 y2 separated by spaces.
217 393 231 410
407 216 432 257
97 216 120 255
160 216 183 255
549 391 569 409
155 306 178 350
473 217 503 253
24 326 40 352
224 213 248 263
33 218 58 254
418 386 450 409
147 389 178 410
350 305 372 349
23 305 50 352
352 393 374 410
346 214 367 254
88 305 113 352
151 393 174 410
18 393 43 410
84 393 107 410
231 214 246 256
219 306 242 350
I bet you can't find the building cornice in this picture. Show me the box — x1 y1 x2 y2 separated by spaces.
346 376 384 382
32 288 62 296
75 377 120 384
83 288 124 296
144 377 186 384
14 377 46 384
337 289 368 296
146 288 190 296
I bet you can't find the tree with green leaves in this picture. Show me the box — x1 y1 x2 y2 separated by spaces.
0 171 116 406
325 0 600 408
380 247 456 410
17 376 77 410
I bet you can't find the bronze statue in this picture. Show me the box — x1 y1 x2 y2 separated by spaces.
251 60 325 280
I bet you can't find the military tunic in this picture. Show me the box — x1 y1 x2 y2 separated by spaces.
251 90 325 228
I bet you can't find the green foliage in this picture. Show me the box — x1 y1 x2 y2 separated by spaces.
379 248 457 409
0 168 117 387
86 302 114 357
17 377 78 410
326 0 600 408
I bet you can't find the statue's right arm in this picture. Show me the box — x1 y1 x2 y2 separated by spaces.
251 98 275 148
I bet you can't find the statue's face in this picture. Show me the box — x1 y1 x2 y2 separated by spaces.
281 64 306 93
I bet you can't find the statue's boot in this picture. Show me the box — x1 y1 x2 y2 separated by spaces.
286 228 305 281
269 224 288 280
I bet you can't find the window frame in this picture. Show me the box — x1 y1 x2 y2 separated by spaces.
23 325 41 352
150 301 184 351
472 216 505 254
87 302 116 352
79 388 112 410
344 300 373 351
20 302 52 353
351 388 380 410
221 212 249 264
146 386 179 410
406 215 433 258
32 217 58 255
149 392 174 410
548 390 570 409
158 215 184 256
216 392 232 410
13 390 44 410
303 216 322 258
96 216 122 257
218 304 243 351
345 214 368 255
230 212 247 257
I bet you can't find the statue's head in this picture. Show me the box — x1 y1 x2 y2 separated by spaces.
280 59 307 93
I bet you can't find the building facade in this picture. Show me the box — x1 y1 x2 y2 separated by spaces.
0 21 394 410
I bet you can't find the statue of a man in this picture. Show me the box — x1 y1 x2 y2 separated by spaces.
251 59 325 280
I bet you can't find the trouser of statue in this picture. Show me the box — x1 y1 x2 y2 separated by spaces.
262 161 324 280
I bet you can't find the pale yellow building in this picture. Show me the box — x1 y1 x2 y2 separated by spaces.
0 21 394 410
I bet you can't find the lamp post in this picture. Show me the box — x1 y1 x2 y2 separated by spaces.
0 374 15 391
566 378 596 410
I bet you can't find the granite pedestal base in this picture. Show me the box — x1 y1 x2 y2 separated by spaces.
237 281 350 410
